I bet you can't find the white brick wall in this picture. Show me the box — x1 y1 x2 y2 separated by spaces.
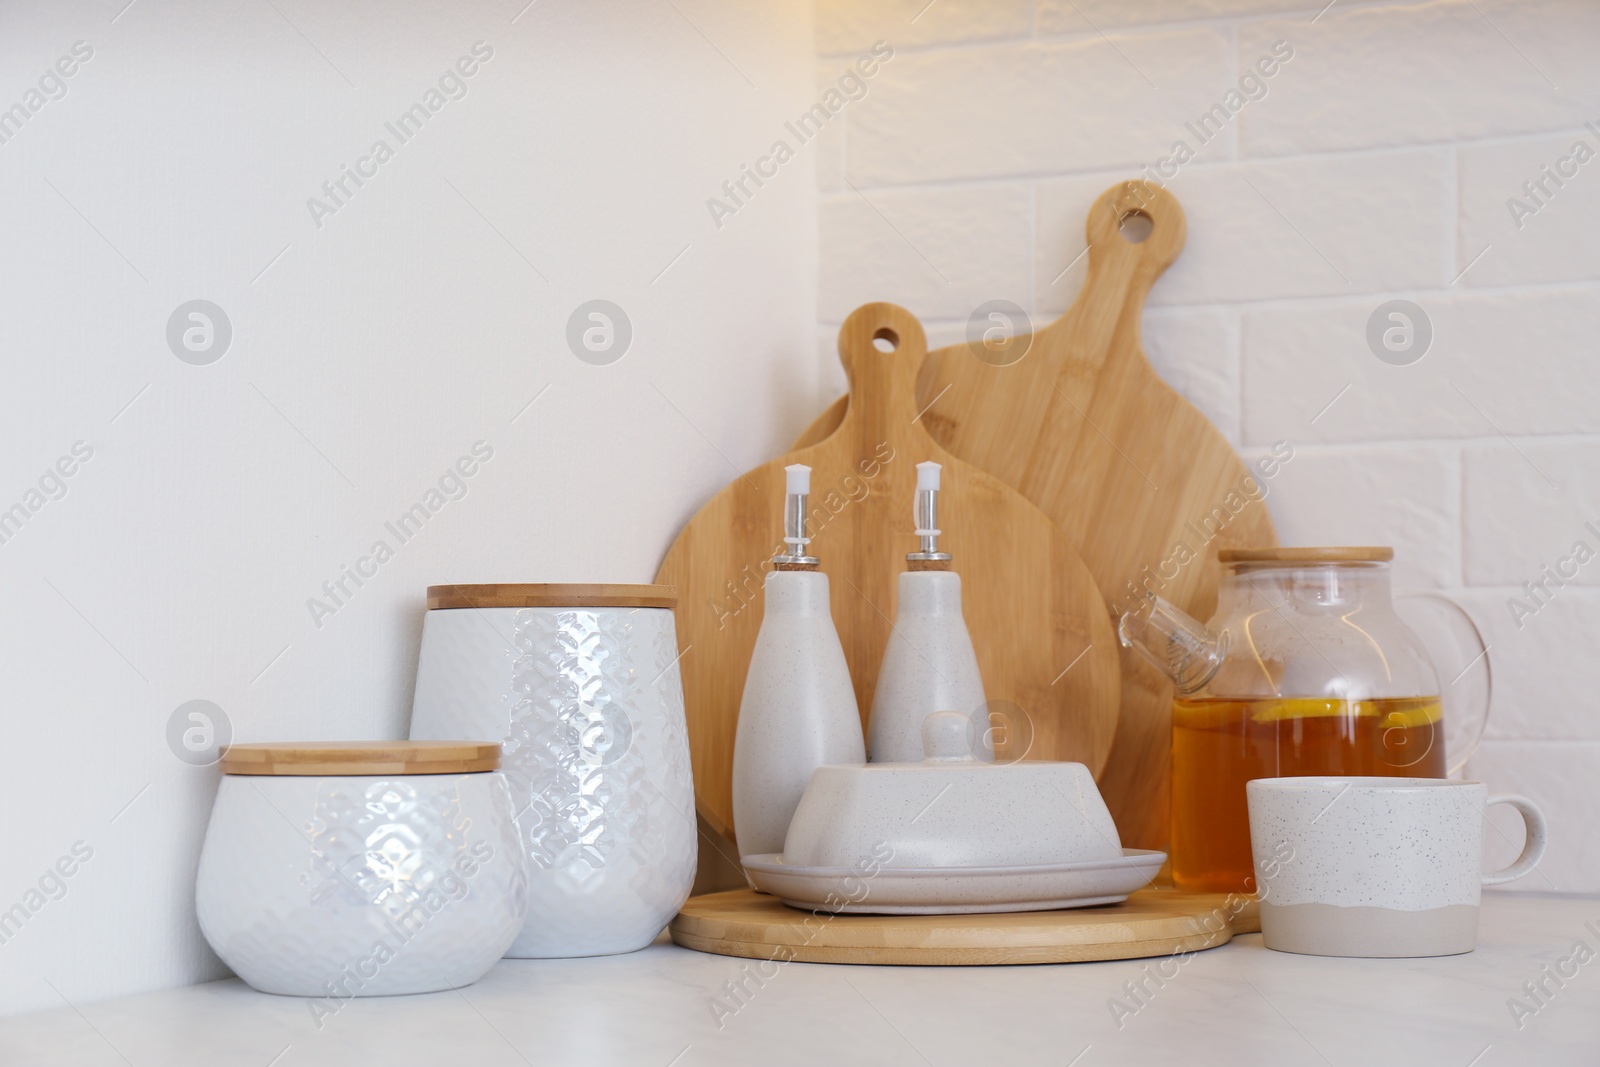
817 0 1600 892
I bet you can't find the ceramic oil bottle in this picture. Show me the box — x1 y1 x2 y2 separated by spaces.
868 462 991 763
731 464 866 859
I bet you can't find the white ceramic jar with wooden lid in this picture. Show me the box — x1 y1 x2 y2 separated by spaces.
409 584 698 958
195 741 526 998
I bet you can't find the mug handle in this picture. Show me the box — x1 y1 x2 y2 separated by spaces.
1481 794 1548 886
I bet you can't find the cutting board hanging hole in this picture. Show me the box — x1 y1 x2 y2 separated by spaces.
1118 209 1153 243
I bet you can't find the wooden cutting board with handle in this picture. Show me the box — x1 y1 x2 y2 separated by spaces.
657 302 1120 847
790 183 1278 850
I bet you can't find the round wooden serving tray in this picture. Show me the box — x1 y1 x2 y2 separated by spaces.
671 888 1257 966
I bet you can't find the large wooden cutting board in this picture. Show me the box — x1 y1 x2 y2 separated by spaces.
791 183 1277 850
657 303 1120 845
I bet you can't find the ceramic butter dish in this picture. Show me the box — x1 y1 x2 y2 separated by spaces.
743 713 1161 914
779 711 1124 870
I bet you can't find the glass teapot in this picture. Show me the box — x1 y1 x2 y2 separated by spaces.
1118 547 1491 894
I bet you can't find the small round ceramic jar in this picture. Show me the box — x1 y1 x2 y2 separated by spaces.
409 584 698 958
195 742 527 997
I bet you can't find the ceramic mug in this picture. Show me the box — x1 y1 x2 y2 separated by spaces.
1246 776 1547 958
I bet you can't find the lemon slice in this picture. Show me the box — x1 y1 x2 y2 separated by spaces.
1174 697 1442 729
1249 697 1443 724
1374 699 1443 728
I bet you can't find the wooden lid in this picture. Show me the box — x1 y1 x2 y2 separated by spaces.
1218 546 1393 564
426 583 677 610
219 741 501 776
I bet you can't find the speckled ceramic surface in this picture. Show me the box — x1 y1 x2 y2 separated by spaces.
409 604 697 958
195 772 526 996
1246 776 1547 957
731 570 865 858
778 711 1121 870
741 849 1164 914
869 571 990 764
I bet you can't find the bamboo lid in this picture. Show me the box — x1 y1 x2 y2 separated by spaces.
426 583 678 610
219 741 501 776
1218 546 1393 564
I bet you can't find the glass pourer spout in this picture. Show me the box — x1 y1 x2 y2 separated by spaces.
907 461 951 563
773 464 820 567
1117 595 1227 695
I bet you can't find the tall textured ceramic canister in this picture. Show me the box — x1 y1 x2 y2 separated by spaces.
409 583 697 958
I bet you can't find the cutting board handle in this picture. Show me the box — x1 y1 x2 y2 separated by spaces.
836 302 929 435
1084 180 1186 283
1067 182 1188 382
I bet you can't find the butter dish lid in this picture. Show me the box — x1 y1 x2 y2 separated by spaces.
426 583 677 610
219 741 501 776
777 712 1124 870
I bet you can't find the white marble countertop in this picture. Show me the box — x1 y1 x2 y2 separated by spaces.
4 892 1597 1066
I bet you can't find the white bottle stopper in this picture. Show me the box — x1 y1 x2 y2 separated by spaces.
785 464 811 495
916 461 941 493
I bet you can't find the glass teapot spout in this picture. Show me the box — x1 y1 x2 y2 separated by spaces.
1117 595 1228 695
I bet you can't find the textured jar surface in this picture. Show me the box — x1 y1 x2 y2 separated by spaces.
410 605 698 957
195 772 526 997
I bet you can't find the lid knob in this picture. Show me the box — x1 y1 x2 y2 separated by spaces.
921 711 974 762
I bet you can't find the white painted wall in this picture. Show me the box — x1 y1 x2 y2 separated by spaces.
815 0 1600 893
0 0 817 1015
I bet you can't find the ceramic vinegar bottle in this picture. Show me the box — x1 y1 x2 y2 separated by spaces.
731 464 866 860
868 461 992 764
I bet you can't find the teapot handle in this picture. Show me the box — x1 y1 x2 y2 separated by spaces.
1393 589 1491 776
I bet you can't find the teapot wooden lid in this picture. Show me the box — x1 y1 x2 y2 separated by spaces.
1218 546 1393 564
219 741 501 776
426 583 677 610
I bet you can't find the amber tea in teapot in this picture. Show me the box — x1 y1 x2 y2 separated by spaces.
1172 695 1443 892
1121 548 1489 895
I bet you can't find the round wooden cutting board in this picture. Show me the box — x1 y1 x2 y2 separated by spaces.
656 303 1120 846
789 184 1278 851
671 888 1255 966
